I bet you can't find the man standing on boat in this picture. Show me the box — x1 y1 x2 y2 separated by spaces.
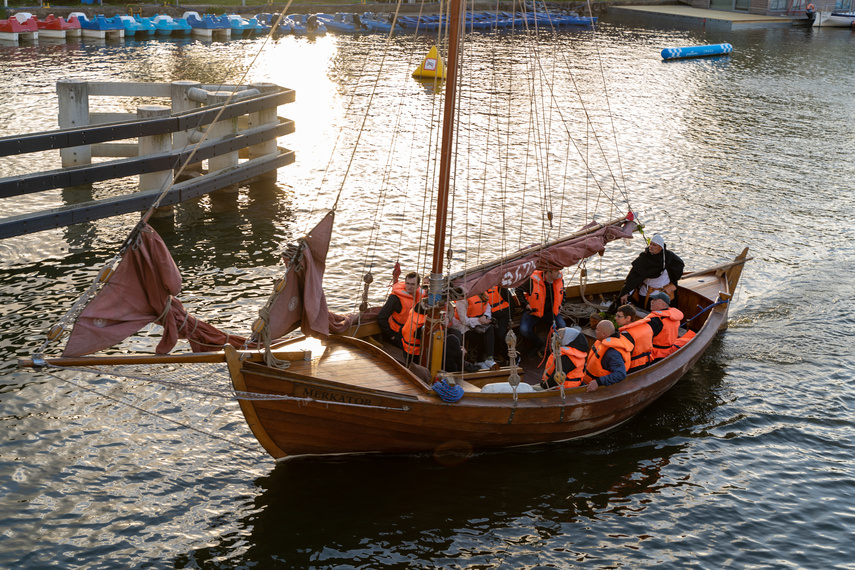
583 320 633 392
515 269 566 358
377 272 423 351
618 235 684 310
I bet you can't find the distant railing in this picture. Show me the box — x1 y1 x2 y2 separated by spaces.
0 80 296 240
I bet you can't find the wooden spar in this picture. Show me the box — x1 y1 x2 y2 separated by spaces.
17 350 309 369
430 0 463 277
446 214 632 282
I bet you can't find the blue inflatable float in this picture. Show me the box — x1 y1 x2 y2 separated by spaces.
661 43 733 60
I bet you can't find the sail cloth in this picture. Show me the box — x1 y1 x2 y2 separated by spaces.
264 211 354 340
452 220 638 298
63 226 246 357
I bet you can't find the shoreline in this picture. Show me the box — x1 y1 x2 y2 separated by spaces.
4 1 633 19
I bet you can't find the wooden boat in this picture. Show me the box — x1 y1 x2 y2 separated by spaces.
226 250 748 458
19 0 749 462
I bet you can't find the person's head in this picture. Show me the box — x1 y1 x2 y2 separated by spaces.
648 235 665 255
404 272 420 295
596 320 615 341
649 292 670 310
615 304 636 328
558 326 581 347
545 269 562 282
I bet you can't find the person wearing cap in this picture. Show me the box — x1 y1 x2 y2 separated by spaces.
647 292 684 361
583 320 633 392
539 327 589 389
618 235 684 310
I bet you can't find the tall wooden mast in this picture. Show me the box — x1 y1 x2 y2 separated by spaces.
430 0 463 279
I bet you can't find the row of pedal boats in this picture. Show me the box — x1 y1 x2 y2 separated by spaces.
1 10 595 41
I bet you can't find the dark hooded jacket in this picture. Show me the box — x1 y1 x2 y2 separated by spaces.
619 245 684 299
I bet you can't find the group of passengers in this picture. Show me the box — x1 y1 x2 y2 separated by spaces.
376 235 690 392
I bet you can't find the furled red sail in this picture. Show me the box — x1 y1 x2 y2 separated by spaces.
264 211 354 340
63 226 246 357
451 218 637 297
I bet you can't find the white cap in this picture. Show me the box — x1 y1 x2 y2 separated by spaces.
560 326 581 346
650 235 665 248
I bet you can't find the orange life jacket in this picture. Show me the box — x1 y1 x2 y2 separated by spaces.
584 336 633 383
619 318 654 371
486 286 510 313
526 271 563 318
649 307 684 360
388 281 423 334
542 346 587 388
454 295 488 321
401 309 427 356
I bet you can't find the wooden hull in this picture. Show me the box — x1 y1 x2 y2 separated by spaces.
231 250 749 460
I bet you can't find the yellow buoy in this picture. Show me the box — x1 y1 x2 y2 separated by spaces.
412 45 446 80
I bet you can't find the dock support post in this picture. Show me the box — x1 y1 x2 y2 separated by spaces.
170 80 203 172
248 82 279 181
57 79 91 167
138 105 174 219
208 91 240 210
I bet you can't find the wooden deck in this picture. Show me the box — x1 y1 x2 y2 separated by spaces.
279 338 426 397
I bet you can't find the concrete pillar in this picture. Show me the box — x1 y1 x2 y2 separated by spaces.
57 79 91 167
248 82 279 181
170 80 202 172
208 91 240 210
137 105 173 219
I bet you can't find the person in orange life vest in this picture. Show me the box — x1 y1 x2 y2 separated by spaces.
451 293 496 369
584 320 633 392
514 269 566 357
615 304 657 373
377 272 423 350
618 235 684 310
539 326 589 390
486 286 514 361
401 303 475 373
647 291 684 362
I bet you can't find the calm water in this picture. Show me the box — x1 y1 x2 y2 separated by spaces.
2 14 855 569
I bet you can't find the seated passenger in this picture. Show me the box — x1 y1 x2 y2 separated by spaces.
515 269 566 357
401 305 477 373
583 320 633 392
618 235 684 310
539 327 589 390
376 272 423 351
486 285 514 362
615 304 656 373
647 292 684 362
452 293 496 369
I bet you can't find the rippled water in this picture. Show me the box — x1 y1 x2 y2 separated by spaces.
2 15 855 569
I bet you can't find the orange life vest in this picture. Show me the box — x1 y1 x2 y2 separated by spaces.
401 309 427 356
454 295 488 321
486 286 510 313
619 318 654 371
388 281 423 334
649 307 684 360
542 346 587 388
526 271 563 318
584 336 633 383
